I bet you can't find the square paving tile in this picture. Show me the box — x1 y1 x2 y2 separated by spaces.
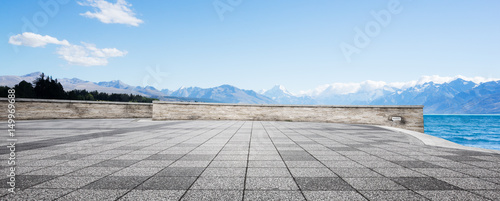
244 190 305 201
246 168 291 177
246 177 299 190
201 168 246 177
137 176 197 190
182 190 243 201
303 191 366 201
391 177 460 190
289 168 337 177
0 175 57 189
0 188 72 200
344 178 406 190
92 160 139 167
417 190 488 200
360 190 428 200
191 177 245 190
119 190 185 200
295 177 353 191
83 176 148 190
58 189 128 201
438 178 500 190
32 176 99 189
157 167 205 177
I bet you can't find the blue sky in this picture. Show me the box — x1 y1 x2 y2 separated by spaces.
1 0 499 93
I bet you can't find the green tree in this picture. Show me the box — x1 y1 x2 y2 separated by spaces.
34 73 67 99
0 86 9 97
14 80 36 98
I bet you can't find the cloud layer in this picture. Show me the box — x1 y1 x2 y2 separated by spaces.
9 32 127 66
8 32 70 47
79 0 143 26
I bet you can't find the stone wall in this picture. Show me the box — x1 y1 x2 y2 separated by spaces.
153 102 424 132
0 98 424 132
0 98 152 120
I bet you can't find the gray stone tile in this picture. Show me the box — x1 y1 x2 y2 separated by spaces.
180 154 216 161
323 160 364 168
208 160 247 168
182 190 243 201
138 176 197 190
330 168 382 178
295 177 353 191
32 176 99 189
93 160 138 167
412 168 469 178
217 152 249 157
391 160 442 168
373 168 426 177
83 176 148 189
360 190 428 201
191 177 245 190
471 190 500 200
58 189 128 201
111 167 163 176
157 167 205 177
344 178 406 190
438 178 500 190
418 190 488 201
146 154 185 160
0 175 57 189
285 161 325 167
202 168 246 177
0 188 72 200
244 190 305 201
247 168 291 177
68 167 122 176
169 160 211 167
119 190 185 200
289 168 337 177
303 191 367 201
391 177 460 190
44 154 90 160
248 160 286 168
245 177 299 190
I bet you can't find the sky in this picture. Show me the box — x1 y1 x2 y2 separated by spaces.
1 0 499 94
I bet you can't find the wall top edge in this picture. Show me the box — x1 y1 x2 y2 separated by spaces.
0 98 152 105
153 101 424 109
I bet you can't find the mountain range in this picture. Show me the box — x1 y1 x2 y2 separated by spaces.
1 72 499 114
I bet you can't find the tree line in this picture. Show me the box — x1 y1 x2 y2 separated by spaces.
0 73 157 103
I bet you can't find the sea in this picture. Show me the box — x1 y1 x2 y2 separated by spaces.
424 115 500 151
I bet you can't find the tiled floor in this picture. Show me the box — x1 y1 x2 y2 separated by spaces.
1 119 500 200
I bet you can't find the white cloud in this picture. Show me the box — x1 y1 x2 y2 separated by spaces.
79 0 143 26
9 32 127 66
8 32 70 47
300 75 500 97
57 43 127 66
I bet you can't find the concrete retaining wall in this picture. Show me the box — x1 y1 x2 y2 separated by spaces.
153 101 424 132
0 98 152 120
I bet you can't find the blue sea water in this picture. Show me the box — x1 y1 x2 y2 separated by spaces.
424 115 500 151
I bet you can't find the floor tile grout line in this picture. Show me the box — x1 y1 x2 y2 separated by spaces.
177 121 246 200
304 123 493 200
260 121 308 200
269 121 370 201
53 121 230 200
241 121 253 201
